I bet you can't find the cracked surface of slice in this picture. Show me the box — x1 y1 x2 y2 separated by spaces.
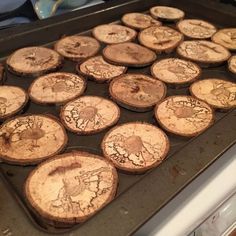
0 86 28 120
139 26 183 53
102 122 169 173
177 40 231 66
155 96 214 137
190 79 236 110
0 114 67 165
92 24 137 44
7 47 62 77
60 96 120 134
121 12 162 30
103 42 156 67
228 55 236 75
54 35 100 61
29 72 86 104
150 6 184 22
25 151 118 225
177 19 217 39
212 28 236 51
78 56 127 82
151 58 201 85
109 73 166 111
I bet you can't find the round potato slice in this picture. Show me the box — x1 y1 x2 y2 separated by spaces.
212 28 236 51
7 47 62 77
109 73 166 111
78 56 127 83
151 58 201 85
93 24 137 44
177 40 231 67
54 35 100 61
122 12 161 30
150 6 185 22
177 19 217 39
155 96 214 137
190 78 236 110
29 72 86 104
102 122 169 173
60 96 120 134
0 114 67 165
25 151 118 224
103 42 157 67
139 26 183 53
0 86 28 120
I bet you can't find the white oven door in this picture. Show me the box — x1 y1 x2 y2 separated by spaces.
135 144 236 236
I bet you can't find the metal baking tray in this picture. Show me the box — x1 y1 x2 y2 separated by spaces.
0 0 235 235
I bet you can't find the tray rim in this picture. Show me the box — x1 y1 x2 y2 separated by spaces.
0 0 236 235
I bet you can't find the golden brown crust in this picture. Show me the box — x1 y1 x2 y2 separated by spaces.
0 114 68 165
109 73 167 111
0 86 29 120
25 151 118 224
154 95 215 137
60 96 120 135
92 24 137 44
101 122 170 173
103 42 157 67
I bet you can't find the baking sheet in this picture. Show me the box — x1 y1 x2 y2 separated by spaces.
0 0 235 235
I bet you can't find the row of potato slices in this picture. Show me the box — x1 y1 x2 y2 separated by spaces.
3 7 236 81
1 61 236 120
4 6 236 76
1 72 235 129
5 28 236 75
0 74 235 164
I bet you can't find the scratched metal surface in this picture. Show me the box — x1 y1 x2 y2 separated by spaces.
0 0 235 235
